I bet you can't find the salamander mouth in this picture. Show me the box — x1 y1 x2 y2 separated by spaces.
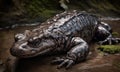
10 47 52 58
11 38 54 58
17 48 52 58
10 41 41 58
10 43 52 58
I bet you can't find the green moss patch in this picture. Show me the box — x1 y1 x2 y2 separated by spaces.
98 45 120 54
112 32 119 37
23 0 60 19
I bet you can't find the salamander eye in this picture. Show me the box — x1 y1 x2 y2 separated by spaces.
28 38 39 44
28 38 33 43
28 37 39 43
28 38 41 47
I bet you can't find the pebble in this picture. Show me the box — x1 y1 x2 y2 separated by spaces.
103 53 109 56
89 52 92 55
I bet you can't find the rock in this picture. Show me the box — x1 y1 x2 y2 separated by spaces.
115 53 120 56
104 53 109 56
89 52 92 55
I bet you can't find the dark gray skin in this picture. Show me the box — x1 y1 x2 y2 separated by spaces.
10 10 120 69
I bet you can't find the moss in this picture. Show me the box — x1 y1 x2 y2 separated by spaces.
23 0 60 21
112 32 119 37
18 0 120 22
98 45 120 54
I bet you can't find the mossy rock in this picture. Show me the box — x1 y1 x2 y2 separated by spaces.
98 45 120 54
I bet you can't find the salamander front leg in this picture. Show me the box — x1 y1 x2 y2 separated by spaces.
51 37 89 69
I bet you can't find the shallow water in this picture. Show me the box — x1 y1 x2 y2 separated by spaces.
0 20 120 72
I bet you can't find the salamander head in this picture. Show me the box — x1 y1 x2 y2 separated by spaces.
10 30 55 58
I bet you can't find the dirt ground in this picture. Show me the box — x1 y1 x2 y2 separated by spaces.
0 20 120 72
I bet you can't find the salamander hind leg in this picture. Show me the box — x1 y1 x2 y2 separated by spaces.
96 22 120 45
51 37 89 69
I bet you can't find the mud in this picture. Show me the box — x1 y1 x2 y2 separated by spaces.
0 20 120 72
